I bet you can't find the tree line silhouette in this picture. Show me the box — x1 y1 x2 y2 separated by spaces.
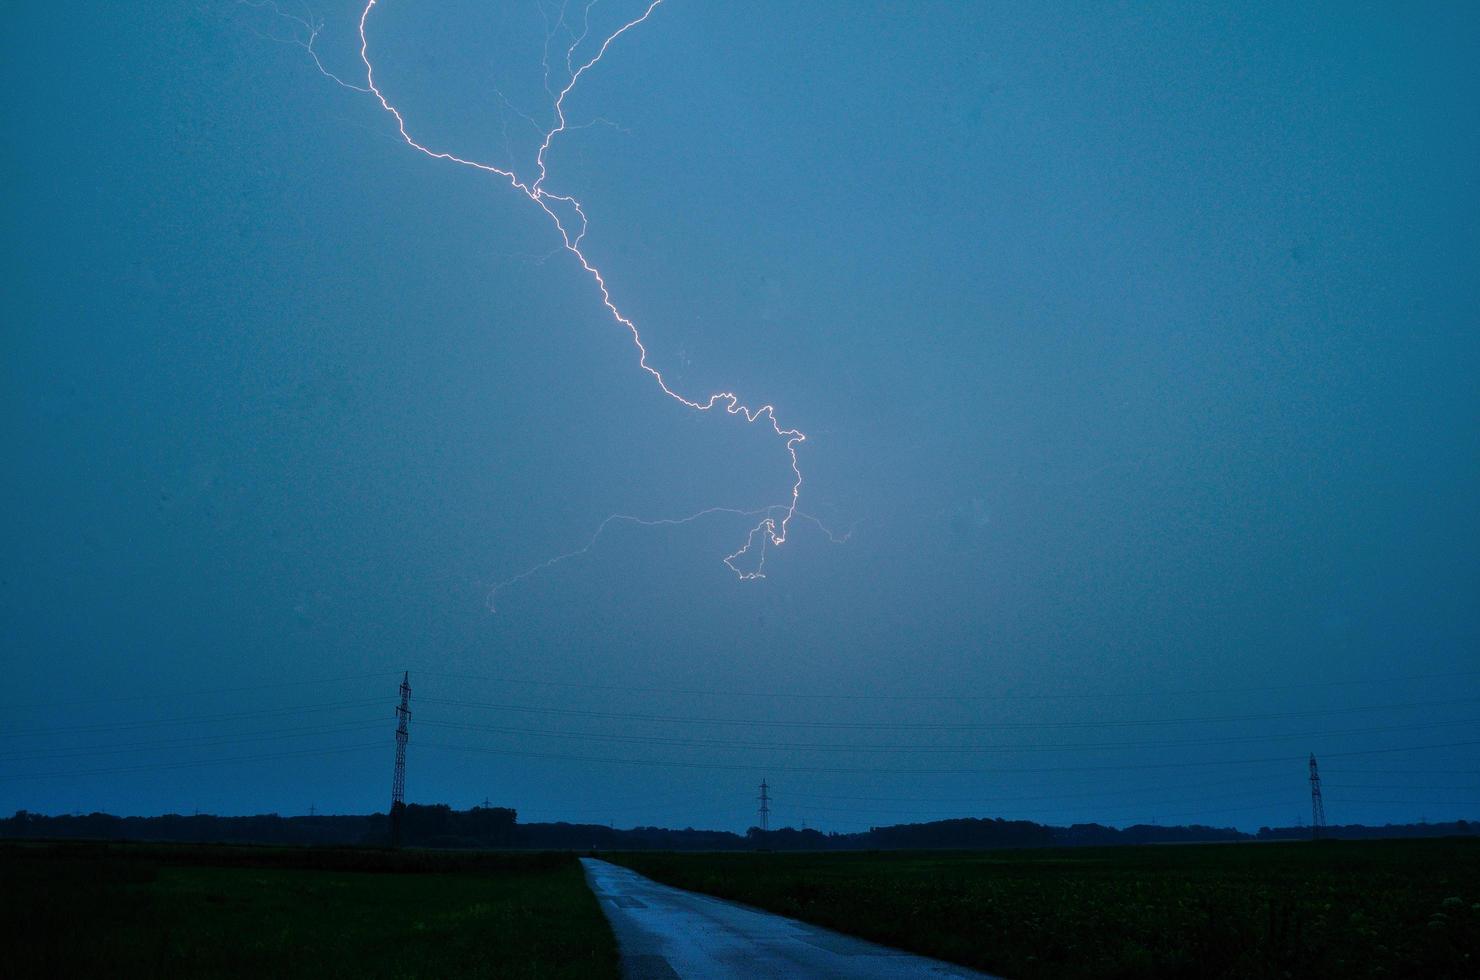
4 806 1472 850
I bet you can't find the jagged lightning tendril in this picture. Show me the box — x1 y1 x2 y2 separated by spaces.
268 0 817 598
485 508 854 611
239 0 373 92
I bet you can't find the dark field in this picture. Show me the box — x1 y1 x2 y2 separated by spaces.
0 841 618 979
611 838 1480 980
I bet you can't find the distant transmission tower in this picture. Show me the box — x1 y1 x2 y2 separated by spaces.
757 779 771 831
1308 752 1326 840
390 671 411 847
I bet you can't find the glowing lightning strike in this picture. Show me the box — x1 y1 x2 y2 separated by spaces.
484 507 855 611
266 0 818 599
238 0 372 92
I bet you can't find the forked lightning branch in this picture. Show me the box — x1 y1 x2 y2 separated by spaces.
250 1 819 604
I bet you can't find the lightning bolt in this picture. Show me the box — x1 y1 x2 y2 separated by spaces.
254 1 822 602
238 0 372 92
483 507 854 611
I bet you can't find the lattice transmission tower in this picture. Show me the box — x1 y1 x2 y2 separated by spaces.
757 779 771 831
390 671 411 847
1308 752 1326 840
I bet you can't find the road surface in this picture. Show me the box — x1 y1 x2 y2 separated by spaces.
582 858 998 979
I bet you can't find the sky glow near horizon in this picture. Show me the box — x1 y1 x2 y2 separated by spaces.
2 1 1477 832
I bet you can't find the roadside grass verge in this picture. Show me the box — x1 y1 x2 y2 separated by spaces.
609 838 1480 979
0 841 618 979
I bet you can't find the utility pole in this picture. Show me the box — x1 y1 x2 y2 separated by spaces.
757 779 771 832
390 671 411 847
1308 752 1326 840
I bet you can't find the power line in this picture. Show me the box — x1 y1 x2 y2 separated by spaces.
781 794 1304 822
787 787 1300 818
0 719 387 764
415 716 1478 755
2 671 399 711
0 743 383 781
18 662 1467 713
1320 783 1480 791
2 698 386 739
415 694 1480 732
785 774 1315 807
408 666 1480 704
1326 799 1480 806
417 737 1480 776
781 775 1480 807
1324 768 1480 776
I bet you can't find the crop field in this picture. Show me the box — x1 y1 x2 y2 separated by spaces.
611 838 1480 979
0 841 618 979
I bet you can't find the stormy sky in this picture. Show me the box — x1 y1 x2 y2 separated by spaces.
3 1 1477 831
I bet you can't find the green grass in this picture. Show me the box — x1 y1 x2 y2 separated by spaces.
609 839 1480 979
0 841 618 979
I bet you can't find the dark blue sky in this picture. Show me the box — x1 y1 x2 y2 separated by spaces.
3 1 1477 831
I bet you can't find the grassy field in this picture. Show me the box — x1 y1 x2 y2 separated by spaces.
0 841 618 979
610 838 1480 979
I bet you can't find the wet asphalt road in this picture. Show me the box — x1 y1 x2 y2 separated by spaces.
582 858 998 980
